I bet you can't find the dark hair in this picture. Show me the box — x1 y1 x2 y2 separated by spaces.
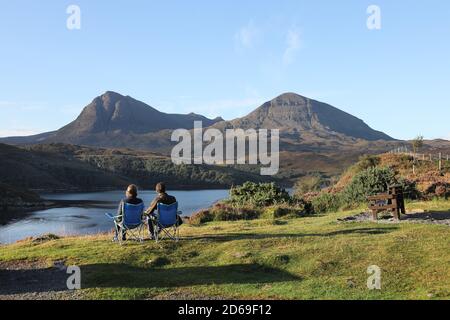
155 182 166 194
127 184 138 198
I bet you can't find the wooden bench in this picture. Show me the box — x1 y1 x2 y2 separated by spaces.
367 186 406 221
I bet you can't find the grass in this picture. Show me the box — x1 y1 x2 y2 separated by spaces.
1 200 449 300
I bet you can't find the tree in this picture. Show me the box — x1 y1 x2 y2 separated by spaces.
411 135 424 175
412 135 424 157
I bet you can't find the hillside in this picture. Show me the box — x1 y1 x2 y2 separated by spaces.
0 143 272 192
0 183 43 210
1 199 449 299
331 153 450 197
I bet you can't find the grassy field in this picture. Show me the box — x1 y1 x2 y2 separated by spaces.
1 200 449 300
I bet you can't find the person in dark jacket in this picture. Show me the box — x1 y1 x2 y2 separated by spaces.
145 182 180 238
115 184 144 241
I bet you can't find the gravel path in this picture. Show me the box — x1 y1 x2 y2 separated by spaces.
338 210 450 226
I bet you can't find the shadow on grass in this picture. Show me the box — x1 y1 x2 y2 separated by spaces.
0 267 68 295
405 210 450 221
81 263 301 289
184 226 398 242
0 263 300 295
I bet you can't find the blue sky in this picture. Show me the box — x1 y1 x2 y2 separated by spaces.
0 0 449 140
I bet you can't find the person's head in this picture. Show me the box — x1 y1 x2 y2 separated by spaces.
126 184 138 199
155 182 166 194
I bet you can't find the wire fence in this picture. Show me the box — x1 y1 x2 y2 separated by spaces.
388 146 450 171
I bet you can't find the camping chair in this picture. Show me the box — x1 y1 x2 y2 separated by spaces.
105 202 145 244
152 202 181 242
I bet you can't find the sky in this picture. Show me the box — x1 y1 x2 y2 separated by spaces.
0 0 449 140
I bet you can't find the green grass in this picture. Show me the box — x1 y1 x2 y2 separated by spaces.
1 200 449 300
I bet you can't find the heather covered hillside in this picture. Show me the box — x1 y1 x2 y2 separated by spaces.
298 153 450 214
0 143 271 193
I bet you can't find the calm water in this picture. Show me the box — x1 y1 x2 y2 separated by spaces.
0 190 229 244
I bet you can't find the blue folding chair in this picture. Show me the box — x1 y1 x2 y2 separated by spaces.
152 202 182 242
106 202 145 244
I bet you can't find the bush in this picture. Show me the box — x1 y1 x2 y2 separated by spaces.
311 192 342 214
356 155 381 171
189 210 214 225
310 166 403 214
212 204 260 221
229 182 291 207
261 205 306 219
341 167 397 205
398 178 421 200
426 183 450 199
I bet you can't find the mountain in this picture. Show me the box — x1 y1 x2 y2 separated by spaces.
56 91 222 136
213 93 393 141
0 91 394 153
0 91 223 148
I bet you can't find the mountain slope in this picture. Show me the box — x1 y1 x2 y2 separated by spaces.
0 91 223 148
214 93 393 141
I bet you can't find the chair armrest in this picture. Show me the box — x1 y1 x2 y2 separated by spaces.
105 213 120 220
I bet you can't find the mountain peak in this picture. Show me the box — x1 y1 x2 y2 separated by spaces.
100 91 125 100
270 92 310 109
31 92 224 146
216 92 394 141
275 92 306 100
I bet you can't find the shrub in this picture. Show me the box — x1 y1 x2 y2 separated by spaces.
428 183 450 199
189 210 214 225
311 192 343 214
342 167 397 205
310 167 400 213
261 206 305 219
229 182 291 207
398 178 421 200
356 155 381 171
212 204 260 221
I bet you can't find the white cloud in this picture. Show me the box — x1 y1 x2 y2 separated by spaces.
283 28 302 65
234 21 260 50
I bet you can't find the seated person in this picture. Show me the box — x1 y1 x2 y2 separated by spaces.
145 182 181 238
114 184 144 241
